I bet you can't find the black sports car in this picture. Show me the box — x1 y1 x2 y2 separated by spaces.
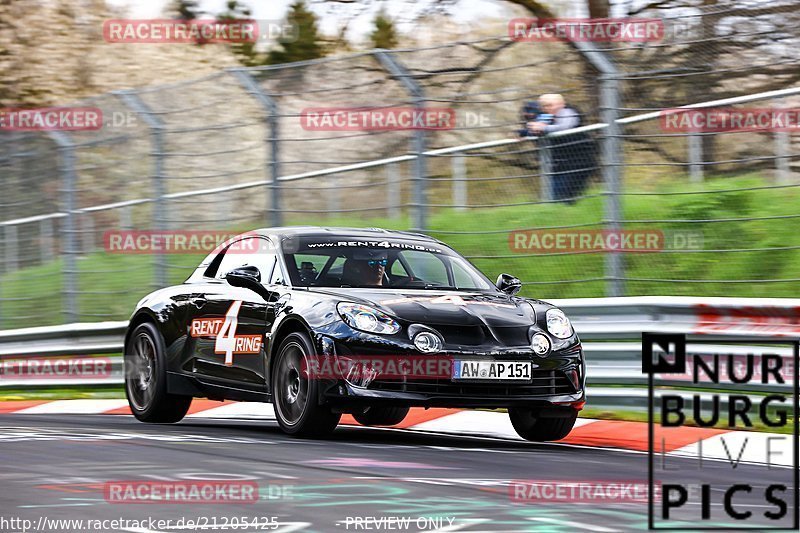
124 227 585 440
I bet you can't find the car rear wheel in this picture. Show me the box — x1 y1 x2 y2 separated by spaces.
272 332 341 438
125 322 192 423
508 407 577 441
353 406 410 426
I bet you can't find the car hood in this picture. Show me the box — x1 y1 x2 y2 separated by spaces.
309 288 537 328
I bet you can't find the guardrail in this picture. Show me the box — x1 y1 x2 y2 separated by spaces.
1 297 796 410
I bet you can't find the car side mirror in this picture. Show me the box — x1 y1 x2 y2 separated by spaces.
496 273 522 295
225 265 270 299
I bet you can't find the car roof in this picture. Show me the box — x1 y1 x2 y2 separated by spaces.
251 226 447 245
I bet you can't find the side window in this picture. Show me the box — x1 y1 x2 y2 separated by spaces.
214 238 276 283
400 251 448 285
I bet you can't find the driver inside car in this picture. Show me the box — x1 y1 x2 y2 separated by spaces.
341 251 388 287
298 261 317 284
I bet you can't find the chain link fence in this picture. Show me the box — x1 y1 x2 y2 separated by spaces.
1 3 799 329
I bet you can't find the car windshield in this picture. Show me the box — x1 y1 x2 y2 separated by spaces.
283 237 496 290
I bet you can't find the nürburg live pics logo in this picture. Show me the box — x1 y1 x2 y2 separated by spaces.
643 332 799 530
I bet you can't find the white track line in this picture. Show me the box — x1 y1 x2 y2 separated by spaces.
186 402 275 419
9 401 792 468
411 410 599 440
15 399 129 414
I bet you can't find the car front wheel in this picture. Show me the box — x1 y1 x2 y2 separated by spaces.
508 407 577 441
125 322 192 423
272 332 341 437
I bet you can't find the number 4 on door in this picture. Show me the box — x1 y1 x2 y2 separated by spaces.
214 300 243 366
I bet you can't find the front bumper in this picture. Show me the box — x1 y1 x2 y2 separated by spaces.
314 331 586 410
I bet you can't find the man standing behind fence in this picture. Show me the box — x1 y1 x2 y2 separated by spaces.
527 94 596 203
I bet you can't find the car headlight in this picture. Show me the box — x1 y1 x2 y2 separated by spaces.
337 303 400 335
546 308 573 339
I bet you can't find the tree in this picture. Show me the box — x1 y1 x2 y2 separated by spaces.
217 0 262 66
268 1 325 64
171 0 202 20
587 0 610 19
369 9 398 49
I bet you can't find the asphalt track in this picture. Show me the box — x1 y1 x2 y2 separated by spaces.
0 414 796 532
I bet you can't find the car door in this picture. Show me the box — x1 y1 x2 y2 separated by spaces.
188 236 278 388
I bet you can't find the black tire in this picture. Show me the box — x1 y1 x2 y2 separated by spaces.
353 406 410 427
272 332 341 438
508 407 577 441
124 322 192 423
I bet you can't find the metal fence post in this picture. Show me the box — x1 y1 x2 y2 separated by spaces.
601 75 624 297
40 217 54 263
0 224 3 329
386 163 401 219
120 206 132 231
688 133 704 183
538 140 553 201
116 90 167 288
82 214 96 254
47 131 79 323
0 225 4 329
575 42 624 297
3 226 18 273
452 153 466 211
775 129 791 184
0 224 16 324
229 68 282 227
375 50 428 231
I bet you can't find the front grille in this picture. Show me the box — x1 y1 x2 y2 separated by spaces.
490 326 531 347
434 325 486 345
369 370 576 397
427 325 531 347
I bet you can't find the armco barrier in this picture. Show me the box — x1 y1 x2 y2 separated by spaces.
0 297 797 409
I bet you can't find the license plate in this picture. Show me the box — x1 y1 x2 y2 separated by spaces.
452 360 532 381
